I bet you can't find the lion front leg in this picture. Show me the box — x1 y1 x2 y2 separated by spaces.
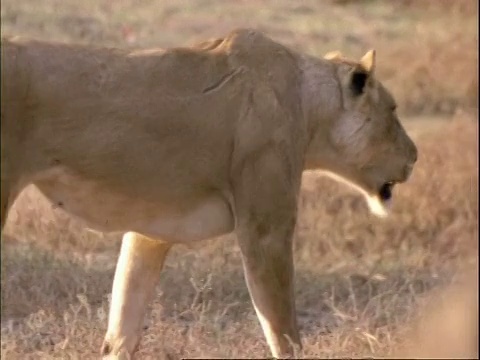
237 220 301 358
233 149 303 358
101 232 171 359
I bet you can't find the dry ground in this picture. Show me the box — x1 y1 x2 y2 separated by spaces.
1 0 478 359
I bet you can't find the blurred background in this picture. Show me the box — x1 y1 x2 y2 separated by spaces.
1 1 478 359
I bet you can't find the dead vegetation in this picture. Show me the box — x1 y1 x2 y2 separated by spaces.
2 116 477 359
1 0 478 359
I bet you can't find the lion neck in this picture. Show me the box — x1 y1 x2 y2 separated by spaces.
299 54 344 170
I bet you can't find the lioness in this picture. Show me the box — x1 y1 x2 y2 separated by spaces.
1 29 417 359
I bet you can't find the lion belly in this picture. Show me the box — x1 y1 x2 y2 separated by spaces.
33 167 235 242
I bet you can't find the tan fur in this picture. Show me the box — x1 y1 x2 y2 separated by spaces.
1 29 418 358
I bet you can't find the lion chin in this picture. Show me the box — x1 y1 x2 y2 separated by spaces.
366 194 392 218
318 171 395 219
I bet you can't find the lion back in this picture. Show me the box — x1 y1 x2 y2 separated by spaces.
220 29 302 111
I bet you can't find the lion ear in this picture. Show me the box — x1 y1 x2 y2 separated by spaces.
349 49 376 96
324 50 343 60
359 49 376 74
349 68 369 96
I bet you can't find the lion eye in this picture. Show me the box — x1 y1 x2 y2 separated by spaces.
391 105 397 112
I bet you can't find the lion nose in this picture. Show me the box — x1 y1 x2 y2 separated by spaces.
408 140 418 165
411 146 418 163
404 163 414 179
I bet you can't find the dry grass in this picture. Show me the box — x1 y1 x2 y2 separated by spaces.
395 268 478 359
1 0 478 359
2 117 477 359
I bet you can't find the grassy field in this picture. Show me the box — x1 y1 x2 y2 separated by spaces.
1 0 478 359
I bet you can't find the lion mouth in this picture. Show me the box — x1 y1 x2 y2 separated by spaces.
364 181 398 218
379 181 396 202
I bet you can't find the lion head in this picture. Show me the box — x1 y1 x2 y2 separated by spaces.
303 50 418 217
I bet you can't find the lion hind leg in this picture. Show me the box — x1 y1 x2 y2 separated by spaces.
101 232 172 359
0 168 22 233
1 178 10 232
